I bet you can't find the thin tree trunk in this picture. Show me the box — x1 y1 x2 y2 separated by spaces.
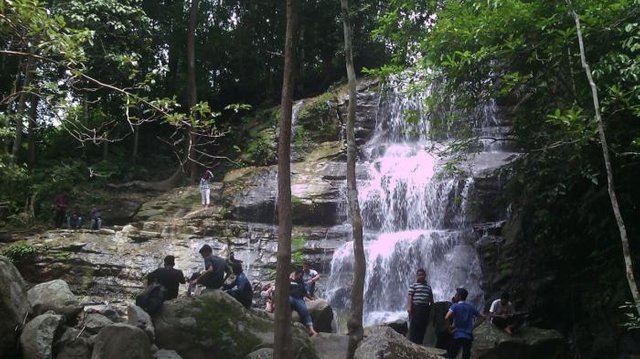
186 0 199 183
132 124 139 165
28 94 38 165
273 1 297 358
342 0 365 357
102 141 108 161
11 59 33 162
569 2 640 316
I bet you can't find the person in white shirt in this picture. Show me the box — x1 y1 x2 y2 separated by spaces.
302 260 320 298
489 291 523 335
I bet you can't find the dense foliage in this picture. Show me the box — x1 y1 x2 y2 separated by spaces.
375 0 640 356
0 0 389 227
1 0 639 356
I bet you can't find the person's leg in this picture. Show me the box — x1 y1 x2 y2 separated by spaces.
308 282 316 298
205 188 211 207
290 297 317 336
409 305 429 344
448 338 462 359
200 189 206 206
461 338 472 359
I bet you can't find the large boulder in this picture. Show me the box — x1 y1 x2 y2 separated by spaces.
91 323 151 359
354 326 445 359
54 327 93 359
291 298 334 333
20 313 65 359
153 290 318 359
0 255 30 358
311 333 348 359
473 322 567 359
127 303 155 341
28 279 81 318
81 313 114 335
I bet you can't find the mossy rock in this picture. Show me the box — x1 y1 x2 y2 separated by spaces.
153 290 318 359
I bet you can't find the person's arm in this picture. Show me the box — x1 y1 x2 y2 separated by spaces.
445 309 453 321
223 277 237 291
406 284 414 313
178 271 186 284
307 270 320 284
428 287 434 306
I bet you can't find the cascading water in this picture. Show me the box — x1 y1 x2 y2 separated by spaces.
325 76 489 327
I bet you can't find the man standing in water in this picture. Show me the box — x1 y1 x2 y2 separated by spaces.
406 268 434 344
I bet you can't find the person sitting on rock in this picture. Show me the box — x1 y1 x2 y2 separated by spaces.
290 268 318 337
223 261 253 308
489 291 524 335
261 282 275 313
188 244 230 294
67 206 83 229
90 205 102 230
302 260 320 299
147 255 186 300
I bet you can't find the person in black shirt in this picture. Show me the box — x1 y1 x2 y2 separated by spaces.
188 244 230 295
290 268 317 336
147 255 186 300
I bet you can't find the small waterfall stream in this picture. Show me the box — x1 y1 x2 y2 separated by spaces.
325 77 492 327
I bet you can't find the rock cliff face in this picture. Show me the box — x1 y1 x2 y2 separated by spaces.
3 78 520 314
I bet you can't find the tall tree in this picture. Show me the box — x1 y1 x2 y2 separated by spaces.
10 58 33 163
568 1 640 317
273 0 297 358
341 0 365 358
186 0 200 182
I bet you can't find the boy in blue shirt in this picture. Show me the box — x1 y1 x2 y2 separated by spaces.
445 287 486 359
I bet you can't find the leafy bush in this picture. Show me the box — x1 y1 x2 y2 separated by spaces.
620 302 640 331
291 235 307 268
1 241 37 263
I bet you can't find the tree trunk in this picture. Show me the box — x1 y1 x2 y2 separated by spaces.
273 0 297 358
132 123 139 165
11 59 33 163
186 0 199 183
28 94 38 165
341 0 365 357
569 3 640 316
102 141 108 161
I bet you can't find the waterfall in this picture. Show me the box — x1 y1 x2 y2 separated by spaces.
325 76 488 327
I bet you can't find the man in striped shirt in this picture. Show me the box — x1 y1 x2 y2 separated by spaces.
406 268 434 344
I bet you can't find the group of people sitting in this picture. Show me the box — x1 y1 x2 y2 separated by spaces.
53 193 102 230
140 245 321 336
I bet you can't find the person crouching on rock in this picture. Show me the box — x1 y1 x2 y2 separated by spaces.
290 268 318 337
223 261 253 308
147 255 186 300
188 244 230 295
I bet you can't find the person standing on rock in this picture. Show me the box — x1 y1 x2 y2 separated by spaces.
147 255 186 300
199 169 213 208
188 244 230 294
445 287 486 359
406 268 434 344
53 193 68 228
